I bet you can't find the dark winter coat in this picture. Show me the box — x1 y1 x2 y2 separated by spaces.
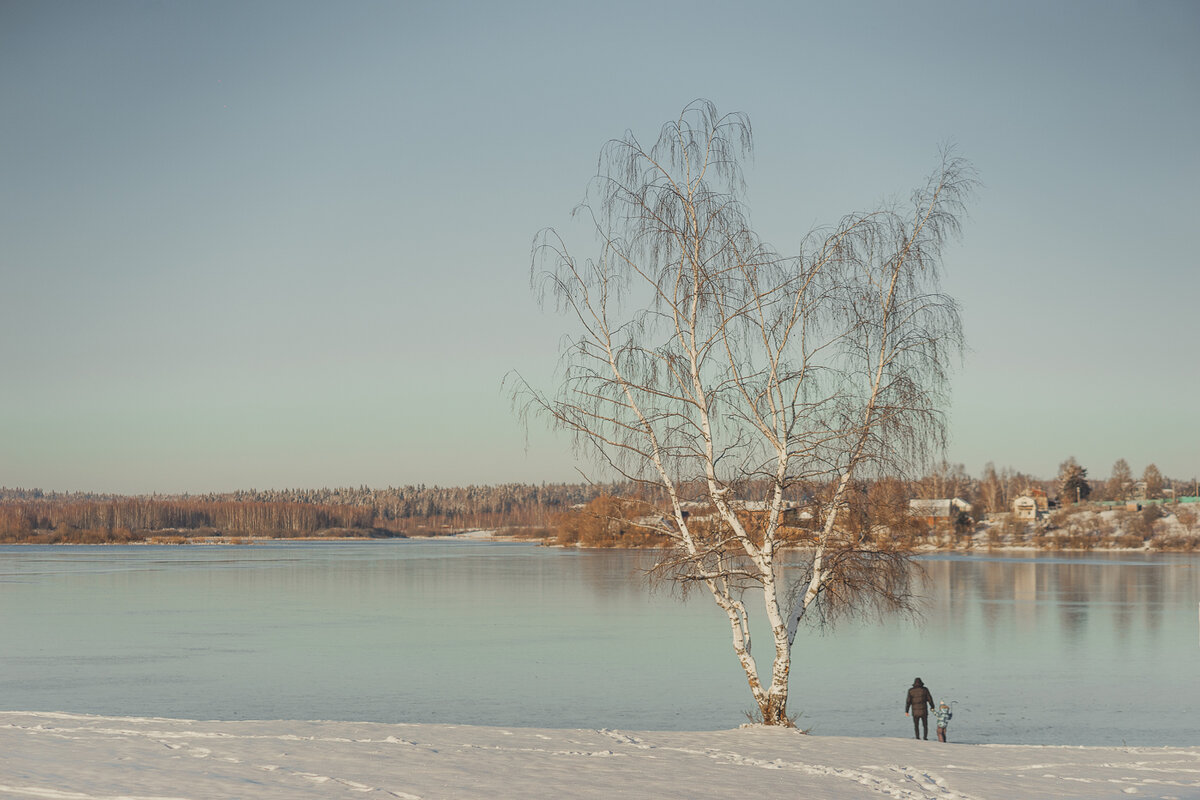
905 678 934 718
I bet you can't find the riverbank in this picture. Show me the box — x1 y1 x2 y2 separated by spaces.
0 712 1194 800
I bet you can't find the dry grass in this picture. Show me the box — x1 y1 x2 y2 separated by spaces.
497 526 555 541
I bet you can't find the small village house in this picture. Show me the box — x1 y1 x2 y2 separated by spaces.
1012 488 1050 520
1012 495 1039 520
908 498 973 527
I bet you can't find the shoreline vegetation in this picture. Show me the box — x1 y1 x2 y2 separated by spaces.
0 484 600 545
2 482 1200 551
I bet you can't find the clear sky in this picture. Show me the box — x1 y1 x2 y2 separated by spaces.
2 1 1197 494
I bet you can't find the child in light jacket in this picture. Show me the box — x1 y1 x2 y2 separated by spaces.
933 701 953 742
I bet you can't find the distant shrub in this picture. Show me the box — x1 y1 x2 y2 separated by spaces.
1176 508 1198 529
1113 532 1144 549
1179 535 1200 551
1126 505 1165 540
550 495 672 548
1056 530 1095 550
986 525 1004 550
957 525 976 550
1002 517 1029 543
41 525 145 544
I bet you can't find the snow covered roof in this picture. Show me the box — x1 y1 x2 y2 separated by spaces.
908 498 972 517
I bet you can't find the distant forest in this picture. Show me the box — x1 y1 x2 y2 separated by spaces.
0 484 617 543
1 459 1196 546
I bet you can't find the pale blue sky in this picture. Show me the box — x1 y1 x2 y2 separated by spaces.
2 1 1197 493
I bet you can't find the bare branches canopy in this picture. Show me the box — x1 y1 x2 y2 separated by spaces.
516 100 974 724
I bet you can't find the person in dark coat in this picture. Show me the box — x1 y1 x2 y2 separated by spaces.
904 677 935 740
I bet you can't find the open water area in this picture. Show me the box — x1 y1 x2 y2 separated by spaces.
0 540 1196 746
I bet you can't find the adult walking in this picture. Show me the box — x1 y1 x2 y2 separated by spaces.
904 677 935 740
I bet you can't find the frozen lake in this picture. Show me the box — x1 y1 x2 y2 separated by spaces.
0 540 1196 745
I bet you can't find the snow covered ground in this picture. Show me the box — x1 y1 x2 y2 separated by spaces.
1 712 1197 799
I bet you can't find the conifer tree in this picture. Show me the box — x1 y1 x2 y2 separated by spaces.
1058 457 1091 504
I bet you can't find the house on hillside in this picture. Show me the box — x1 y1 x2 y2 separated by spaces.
1012 496 1039 520
908 498 973 527
1012 489 1049 520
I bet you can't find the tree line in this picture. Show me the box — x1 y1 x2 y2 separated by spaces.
0 483 619 543
1 462 1193 545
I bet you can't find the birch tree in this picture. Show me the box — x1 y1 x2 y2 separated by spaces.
1108 458 1134 501
1142 463 1164 500
980 462 1003 514
516 100 973 725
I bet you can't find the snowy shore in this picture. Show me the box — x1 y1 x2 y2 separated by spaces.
1 712 1197 799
